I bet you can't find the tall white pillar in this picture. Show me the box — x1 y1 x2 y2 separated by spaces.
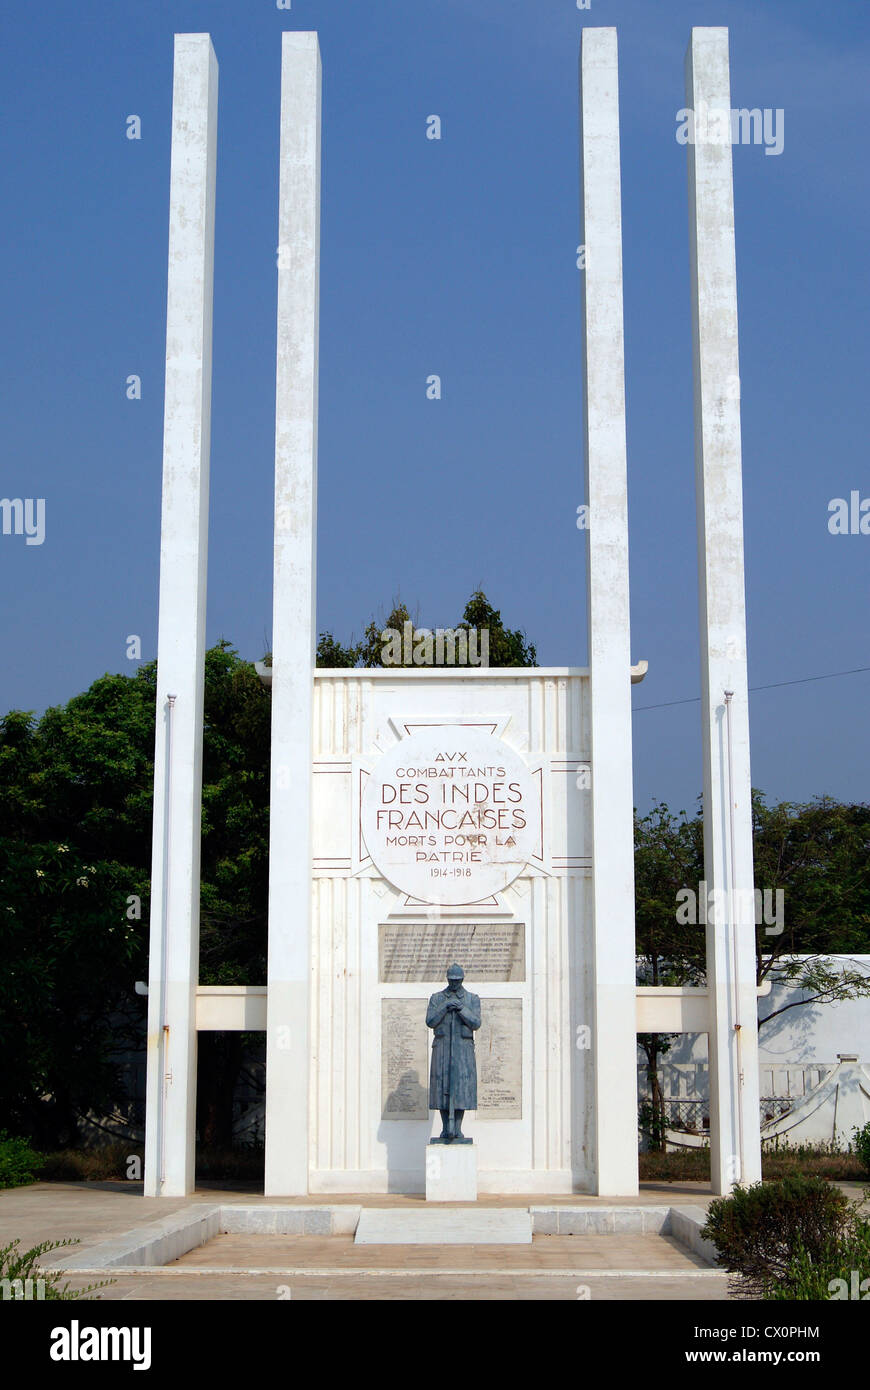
264 31 321 1196
144 34 218 1198
686 27 762 1193
580 28 639 1197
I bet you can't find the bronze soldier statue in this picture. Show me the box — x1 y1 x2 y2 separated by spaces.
426 963 481 1143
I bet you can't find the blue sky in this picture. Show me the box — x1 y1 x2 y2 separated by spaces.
0 0 867 814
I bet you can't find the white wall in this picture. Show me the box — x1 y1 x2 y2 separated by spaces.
307 669 594 1194
639 956 870 1094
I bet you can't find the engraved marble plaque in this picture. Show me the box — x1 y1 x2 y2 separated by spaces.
381 999 428 1120
360 728 540 905
379 922 525 983
476 998 522 1120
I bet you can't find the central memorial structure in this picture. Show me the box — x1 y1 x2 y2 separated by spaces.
145 27 763 1200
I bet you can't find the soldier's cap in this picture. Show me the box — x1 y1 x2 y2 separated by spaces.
446 963 465 980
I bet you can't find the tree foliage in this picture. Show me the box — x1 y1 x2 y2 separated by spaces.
0 642 271 1148
634 792 870 992
0 595 535 1149
316 589 537 668
634 793 870 1147
3 616 867 1155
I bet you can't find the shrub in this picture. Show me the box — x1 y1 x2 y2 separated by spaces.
0 1132 44 1189
853 1122 870 1179
766 1210 870 1301
39 1144 139 1183
0 1239 113 1301
761 1141 864 1182
701 1176 849 1299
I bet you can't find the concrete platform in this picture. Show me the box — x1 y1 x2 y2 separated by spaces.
355 1208 531 1244
50 1270 730 1301
0 1181 743 1299
0 1178 724 1251
46 1230 727 1301
172 1232 714 1272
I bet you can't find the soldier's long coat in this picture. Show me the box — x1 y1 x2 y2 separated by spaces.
426 987 482 1111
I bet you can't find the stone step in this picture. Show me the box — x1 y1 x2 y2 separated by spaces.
354 1208 533 1245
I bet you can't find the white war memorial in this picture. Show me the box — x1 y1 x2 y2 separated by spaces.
144 27 763 1200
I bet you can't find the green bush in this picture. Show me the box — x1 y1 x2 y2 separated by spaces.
766 1211 870 1301
853 1122 870 1179
701 1176 850 1299
0 1239 113 1300
0 1132 44 1189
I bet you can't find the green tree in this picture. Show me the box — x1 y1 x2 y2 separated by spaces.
634 793 870 1148
0 672 155 1147
458 590 536 667
316 589 537 669
315 631 360 668
0 642 272 1150
750 793 870 1013
634 801 705 1148
357 600 415 668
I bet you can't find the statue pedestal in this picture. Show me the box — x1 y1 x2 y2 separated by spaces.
425 1142 478 1202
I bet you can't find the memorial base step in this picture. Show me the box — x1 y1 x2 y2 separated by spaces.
354 1208 533 1245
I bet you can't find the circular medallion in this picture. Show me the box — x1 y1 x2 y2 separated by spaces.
361 727 538 905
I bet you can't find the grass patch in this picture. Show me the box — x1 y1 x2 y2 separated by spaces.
640 1146 711 1182
761 1144 866 1182
29 1139 865 1189
35 1142 264 1184
194 1145 264 1182
39 1144 140 1183
639 1142 866 1184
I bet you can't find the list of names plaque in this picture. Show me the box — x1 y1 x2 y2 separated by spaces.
379 922 525 983
476 998 523 1120
380 999 428 1120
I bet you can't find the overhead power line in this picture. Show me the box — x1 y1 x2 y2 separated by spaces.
633 665 870 713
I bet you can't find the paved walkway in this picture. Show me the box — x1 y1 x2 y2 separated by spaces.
0 1180 719 1253
48 1233 730 1303
0 1180 736 1301
56 1271 730 1300
174 1231 711 1270
6 1179 863 1300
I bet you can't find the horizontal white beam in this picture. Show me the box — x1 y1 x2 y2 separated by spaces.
194 981 770 1037
637 980 771 1033
254 663 649 686
195 986 268 1031
637 987 710 1033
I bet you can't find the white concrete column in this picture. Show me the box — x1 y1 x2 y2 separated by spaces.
144 34 218 1198
264 31 321 1196
685 27 762 1193
580 28 639 1197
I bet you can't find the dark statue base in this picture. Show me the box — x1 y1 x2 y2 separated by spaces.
429 1136 473 1145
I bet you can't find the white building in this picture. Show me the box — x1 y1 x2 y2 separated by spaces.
639 956 870 1147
